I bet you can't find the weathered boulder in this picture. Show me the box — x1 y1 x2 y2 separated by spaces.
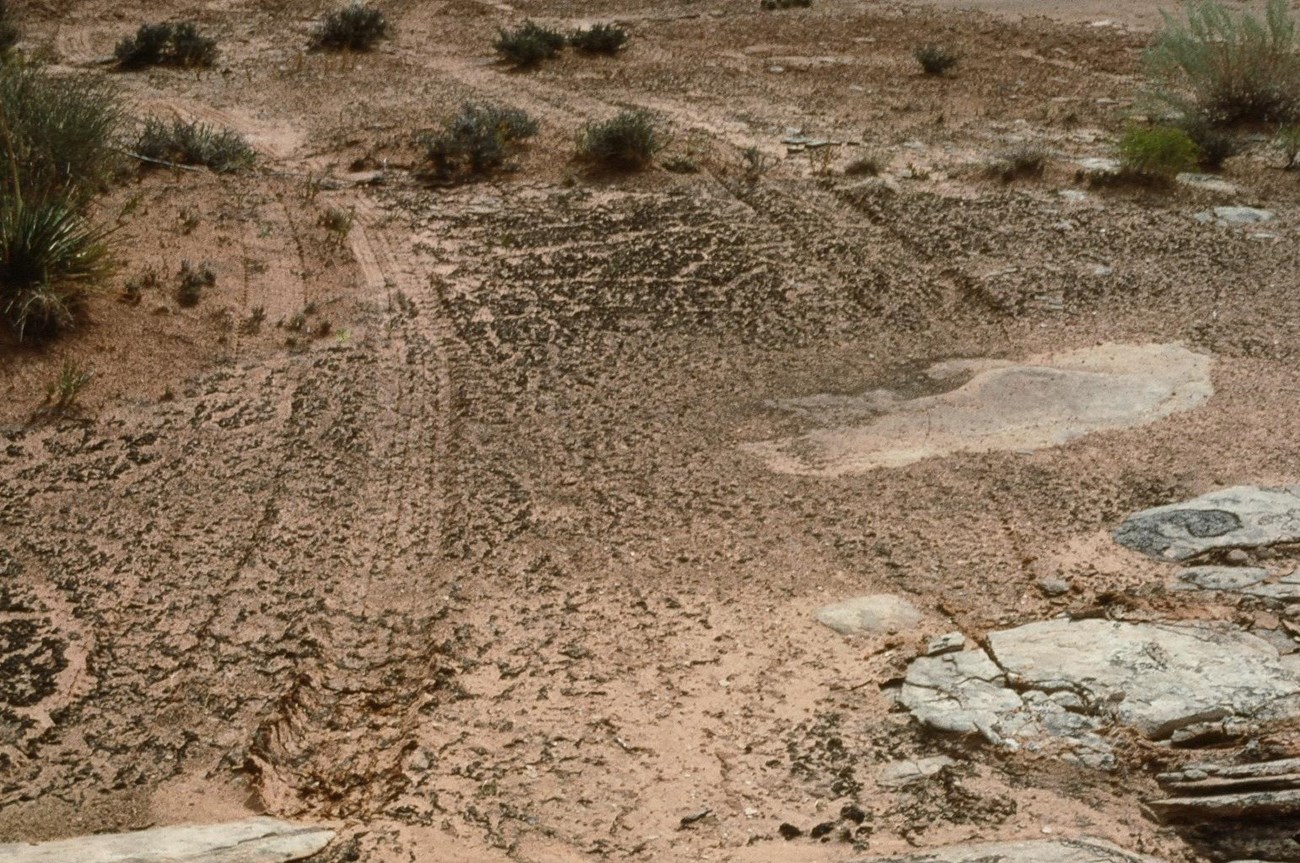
1151 758 1300 862
1115 486 1300 561
852 837 1167 863
815 594 923 635
0 817 334 863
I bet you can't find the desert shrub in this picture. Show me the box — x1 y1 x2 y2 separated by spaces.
1178 117 1238 169
1147 0 1300 125
311 2 389 51
0 194 108 340
0 61 121 201
176 260 215 307
844 153 885 176
661 155 699 174
760 0 811 9
1278 125 1300 168
986 144 1048 182
115 22 218 69
0 0 20 58
132 117 255 173
421 102 538 181
576 110 659 171
494 21 565 68
915 44 958 76
1117 125 1200 183
569 23 628 54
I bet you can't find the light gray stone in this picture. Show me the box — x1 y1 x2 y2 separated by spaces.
925 631 966 655
814 593 923 635
1194 206 1276 226
745 343 1212 475
899 648 1023 742
1177 173 1238 195
988 619 1300 740
0 818 334 863
1174 565 1269 591
876 755 956 788
1115 485 1300 561
852 837 1167 863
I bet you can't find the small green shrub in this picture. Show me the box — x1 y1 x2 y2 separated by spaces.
1178 117 1238 169
986 144 1048 182
1278 125 1300 168
569 23 628 54
176 260 215 307
1117 125 1200 183
115 22 218 69
915 44 958 76
760 0 811 9
576 111 659 171
0 194 109 340
0 0 20 57
0 62 121 201
421 102 538 181
133 118 256 173
1147 0 1300 125
311 3 389 52
45 359 93 414
495 21 565 68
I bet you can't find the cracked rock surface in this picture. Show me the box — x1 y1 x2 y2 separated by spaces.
1114 485 1300 560
851 837 1167 863
900 620 1300 764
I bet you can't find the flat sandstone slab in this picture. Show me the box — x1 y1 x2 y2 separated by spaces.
853 837 1167 863
1115 485 1300 561
0 817 334 863
744 343 1211 475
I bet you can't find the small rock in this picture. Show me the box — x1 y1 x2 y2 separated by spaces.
1195 206 1276 226
878 755 956 788
840 803 867 824
1176 173 1238 195
1174 565 1268 591
815 594 923 636
679 808 712 829
1227 549 1251 564
810 821 836 838
778 823 802 840
1037 576 1070 597
926 632 966 655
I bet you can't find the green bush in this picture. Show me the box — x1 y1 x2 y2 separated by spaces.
569 24 628 54
495 21 565 68
0 0 20 57
115 22 218 69
421 102 538 181
0 62 121 201
1178 117 1238 169
1117 125 1200 182
915 44 958 76
311 3 389 51
760 0 811 9
1147 0 1300 125
0 193 109 340
133 118 256 173
576 111 659 171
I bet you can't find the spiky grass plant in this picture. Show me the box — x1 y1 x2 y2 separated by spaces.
1147 0 1300 125
133 117 255 173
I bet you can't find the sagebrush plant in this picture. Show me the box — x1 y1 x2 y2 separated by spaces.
844 152 886 176
915 44 958 76
114 22 218 69
312 3 389 51
987 144 1048 182
569 23 628 54
421 102 538 181
1178 117 1238 169
133 117 255 173
495 21 566 67
576 110 660 171
1116 125 1200 183
0 0 19 57
0 61 122 202
1147 0 1300 125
